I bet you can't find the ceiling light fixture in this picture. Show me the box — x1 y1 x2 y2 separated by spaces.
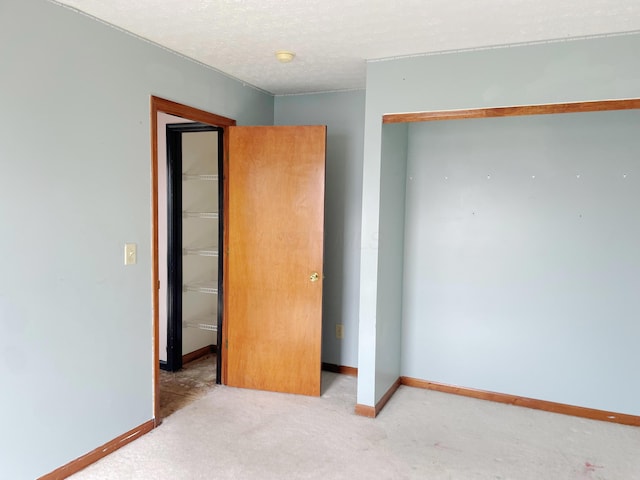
275 50 295 63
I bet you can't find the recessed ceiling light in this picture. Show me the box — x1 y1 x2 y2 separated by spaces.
275 50 295 63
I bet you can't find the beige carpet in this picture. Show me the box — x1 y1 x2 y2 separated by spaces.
70 372 640 479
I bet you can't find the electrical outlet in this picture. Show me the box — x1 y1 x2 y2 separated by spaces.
124 243 137 265
335 324 344 339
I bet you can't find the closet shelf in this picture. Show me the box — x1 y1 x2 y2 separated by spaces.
182 320 218 332
182 211 219 219
183 247 219 257
183 283 218 295
182 174 219 181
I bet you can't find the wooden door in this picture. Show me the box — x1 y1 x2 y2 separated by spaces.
225 125 326 396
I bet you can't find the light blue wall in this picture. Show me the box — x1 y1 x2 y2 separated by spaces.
0 1 273 478
374 124 407 402
359 32 640 408
275 91 365 369
404 111 640 414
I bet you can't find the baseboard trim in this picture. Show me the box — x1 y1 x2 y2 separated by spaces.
354 403 376 417
182 344 216 365
322 362 358 376
38 419 155 480
355 377 402 418
401 376 640 427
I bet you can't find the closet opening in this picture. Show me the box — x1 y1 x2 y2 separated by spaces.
370 98 640 423
151 96 236 424
164 122 223 374
159 122 222 418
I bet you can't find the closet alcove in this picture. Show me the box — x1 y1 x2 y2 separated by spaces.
377 99 640 419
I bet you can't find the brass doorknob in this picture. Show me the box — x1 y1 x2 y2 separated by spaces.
309 272 319 282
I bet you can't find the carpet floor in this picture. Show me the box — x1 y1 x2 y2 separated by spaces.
70 372 640 479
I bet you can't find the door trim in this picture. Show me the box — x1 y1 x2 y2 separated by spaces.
151 96 236 424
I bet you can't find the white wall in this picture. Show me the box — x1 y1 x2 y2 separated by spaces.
0 1 273 478
359 32 640 408
275 91 365 368
181 131 219 354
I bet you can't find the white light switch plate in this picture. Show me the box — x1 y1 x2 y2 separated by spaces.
124 243 137 265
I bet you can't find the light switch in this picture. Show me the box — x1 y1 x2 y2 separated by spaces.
124 243 137 265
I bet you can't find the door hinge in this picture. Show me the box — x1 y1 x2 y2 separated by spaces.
157 280 161 290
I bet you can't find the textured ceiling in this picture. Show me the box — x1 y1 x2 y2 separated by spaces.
51 0 640 95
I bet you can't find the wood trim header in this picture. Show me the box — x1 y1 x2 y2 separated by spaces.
151 96 237 127
383 98 640 124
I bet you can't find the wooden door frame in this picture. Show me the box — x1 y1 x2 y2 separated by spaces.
151 96 235 424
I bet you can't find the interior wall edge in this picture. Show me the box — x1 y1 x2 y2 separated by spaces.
355 376 402 418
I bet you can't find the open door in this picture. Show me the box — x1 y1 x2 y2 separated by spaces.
225 125 326 396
